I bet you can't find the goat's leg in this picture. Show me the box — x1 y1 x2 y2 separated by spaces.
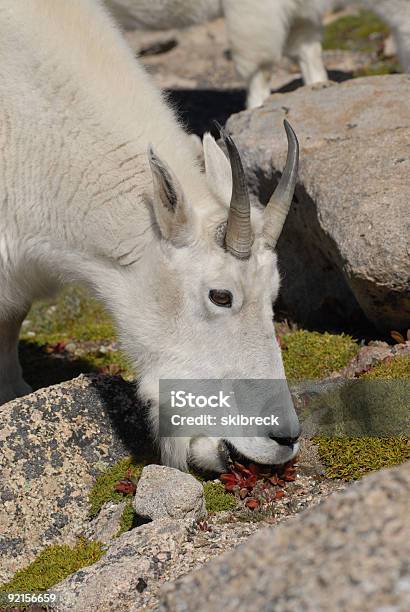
222 0 285 109
0 310 32 406
390 23 410 72
287 20 327 85
246 68 272 109
297 38 327 85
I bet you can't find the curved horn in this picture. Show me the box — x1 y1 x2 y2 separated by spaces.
263 119 299 248
216 123 252 260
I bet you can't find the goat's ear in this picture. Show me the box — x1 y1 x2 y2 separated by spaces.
148 146 191 245
203 132 232 206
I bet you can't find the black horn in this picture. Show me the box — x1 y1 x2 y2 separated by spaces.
263 120 299 248
216 122 252 260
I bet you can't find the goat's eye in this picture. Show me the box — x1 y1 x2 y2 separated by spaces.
209 289 233 308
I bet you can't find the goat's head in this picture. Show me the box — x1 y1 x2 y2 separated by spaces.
121 121 300 472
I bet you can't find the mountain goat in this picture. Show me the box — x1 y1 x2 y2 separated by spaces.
227 0 410 106
0 0 301 471
106 0 329 108
106 0 410 108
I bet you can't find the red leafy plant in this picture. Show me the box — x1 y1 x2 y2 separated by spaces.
97 363 123 376
45 341 67 354
197 520 213 532
114 467 138 495
220 460 297 510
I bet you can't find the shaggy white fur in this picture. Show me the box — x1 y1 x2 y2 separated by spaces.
0 0 300 471
106 0 328 107
106 0 410 107
223 0 328 107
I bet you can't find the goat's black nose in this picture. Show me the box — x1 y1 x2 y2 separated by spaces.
269 434 299 446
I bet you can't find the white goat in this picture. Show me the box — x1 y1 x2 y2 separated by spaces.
0 0 301 472
223 0 329 107
224 0 410 108
106 0 410 108
227 0 410 106
106 0 329 108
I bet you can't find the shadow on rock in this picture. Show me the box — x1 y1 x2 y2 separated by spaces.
166 72 354 137
19 341 156 462
20 340 99 391
166 87 246 136
89 375 156 462
277 70 354 95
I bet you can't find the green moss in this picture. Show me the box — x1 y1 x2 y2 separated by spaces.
21 285 115 346
190 470 237 513
323 9 399 77
90 461 235 534
323 10 389 53
282 331 359 382
203 482 236 513
117 502 139 536
1 539 104 593
77 349 133 379
19 284 135 390
362 355 410 379
312 354 409 480
88 457 146 519
314 436 409 480
355 60 400 77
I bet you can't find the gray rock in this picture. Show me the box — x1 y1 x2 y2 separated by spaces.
50 518 192 611
226 75 410 331
159 461 410 612
134 464 207 521
0 373 150 583
83 501 126 544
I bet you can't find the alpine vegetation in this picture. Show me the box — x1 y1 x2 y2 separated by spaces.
0 0 300 471
336 0 410 73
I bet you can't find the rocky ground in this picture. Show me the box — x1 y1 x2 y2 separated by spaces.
160 461 410 612
0 373 349 586
50 470 348 611
1 339 408 607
